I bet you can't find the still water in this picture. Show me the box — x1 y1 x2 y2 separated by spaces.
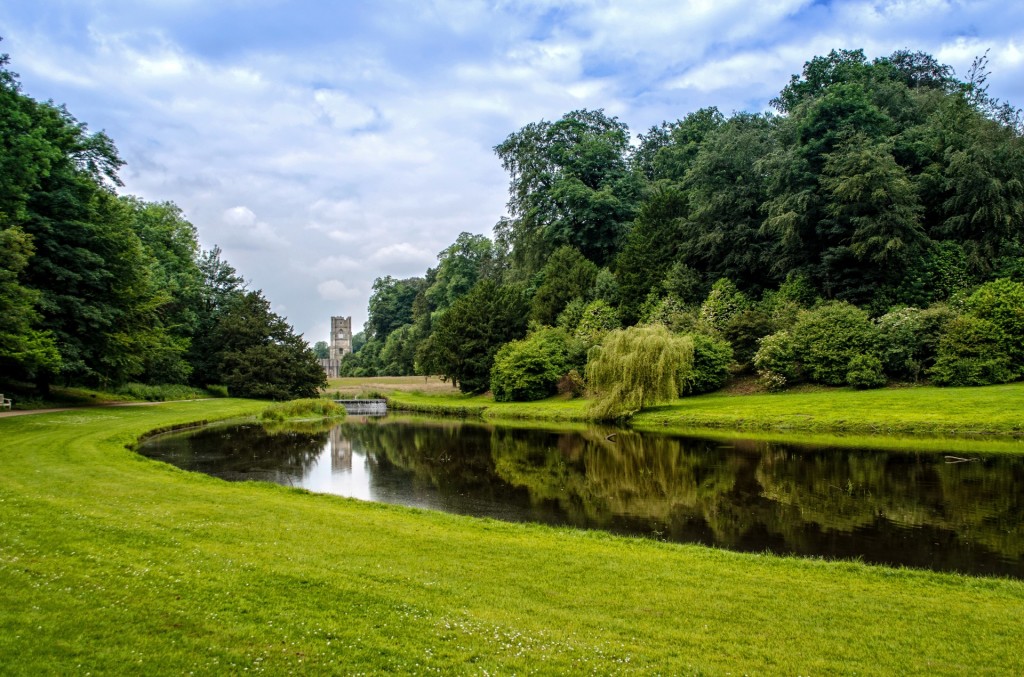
138 415 1024 578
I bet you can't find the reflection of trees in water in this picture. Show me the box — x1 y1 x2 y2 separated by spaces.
337 419 512 500
143 423 329 484
489 428 1024 569
145 419 1024 572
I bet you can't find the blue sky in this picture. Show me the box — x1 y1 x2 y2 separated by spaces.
2 0 1023 341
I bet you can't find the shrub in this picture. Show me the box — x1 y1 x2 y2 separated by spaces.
723 307 776 367
964 278 1024 374
929 315 1015 386
846 354 886 389
699 279 749 333
875 305 957 381
574 299 620 346
260 398 345 422
557 369 585 398
490 328 572 402
753 330 798 391
682 333 733 395
586 325 694 420
790 302 880 386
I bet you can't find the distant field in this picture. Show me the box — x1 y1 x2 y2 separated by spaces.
326 375 461 397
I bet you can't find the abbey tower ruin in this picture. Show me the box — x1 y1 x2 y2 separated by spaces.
320 315 352 378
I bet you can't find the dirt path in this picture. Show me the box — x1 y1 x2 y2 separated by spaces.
0 401 174 418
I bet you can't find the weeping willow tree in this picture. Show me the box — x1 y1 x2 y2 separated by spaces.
585 325 694 420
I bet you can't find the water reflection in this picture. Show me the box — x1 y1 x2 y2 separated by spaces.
138 417 1024 578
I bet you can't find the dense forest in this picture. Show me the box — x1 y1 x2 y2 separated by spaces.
0 45 324 400
340 48 1024 410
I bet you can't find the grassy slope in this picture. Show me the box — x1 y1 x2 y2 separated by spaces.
385 381 1024 436
1 401 1023 674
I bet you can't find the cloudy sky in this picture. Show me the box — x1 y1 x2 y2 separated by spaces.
2 1 1023 342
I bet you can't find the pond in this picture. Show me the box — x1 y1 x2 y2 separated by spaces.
137 415 1024 578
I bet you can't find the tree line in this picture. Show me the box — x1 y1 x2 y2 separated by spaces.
0 44 324 400
340 48 1024 413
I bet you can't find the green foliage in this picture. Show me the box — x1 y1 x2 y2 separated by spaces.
930 315 1014 386
682 333 733 395
573 299 620 346
215 291 327 400
490 327 573 402
530 246 598 325
699 279 749 333
114 382 212 402
259 398 345 422
495 109 641 272
0 225 60 380
367 275 425 343
791 302 882 386
585 325 694 420
753 330 798 391
723 307 776 367
845 354 887 389
312 341 329 359
427 279 530 393
963 278 1024 371
875 305 957 381
424 232 498 313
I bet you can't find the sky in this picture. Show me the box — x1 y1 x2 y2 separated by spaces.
2 0 1023 342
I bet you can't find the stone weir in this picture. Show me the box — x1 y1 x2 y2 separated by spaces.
335 399 387 415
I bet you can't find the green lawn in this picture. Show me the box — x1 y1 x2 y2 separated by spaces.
385 381 1024 437
2 400 1023 674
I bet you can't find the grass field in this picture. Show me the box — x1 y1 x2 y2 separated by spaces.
375 379 1024 436
2 400 1024 674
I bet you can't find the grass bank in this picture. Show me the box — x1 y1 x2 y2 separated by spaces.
2 401 1023 674
382 381 1024 437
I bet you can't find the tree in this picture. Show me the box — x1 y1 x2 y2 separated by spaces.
313 341 329 359
190 246 246 385
530 246 598 325
495 109 641 272
424 232 499 314
0 226 60 381
366 275 425 342
426 279 529 393
215 290 326 399
586 325 694 420
677 113 777 291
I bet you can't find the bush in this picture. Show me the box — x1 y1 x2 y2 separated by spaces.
260 398 345 422
929 315 1015 386
790 302 880 386
723 307 776 367
964 278 1024 374
682 333 733 395
875 305 957 381
557 369 585 398
699 279 749 333
490 328 572 402
586 325 694 420
574 299 620 346
753 330 798 391
846 354 886 389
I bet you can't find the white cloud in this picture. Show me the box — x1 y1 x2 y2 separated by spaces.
5 0 1024 341
317 279 362 301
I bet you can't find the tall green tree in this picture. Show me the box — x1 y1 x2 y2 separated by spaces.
214 290 326 399
426 279 529 393
495 109 641 272
0 226 60 381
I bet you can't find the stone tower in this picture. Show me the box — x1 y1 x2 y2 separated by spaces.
330 316 353 360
